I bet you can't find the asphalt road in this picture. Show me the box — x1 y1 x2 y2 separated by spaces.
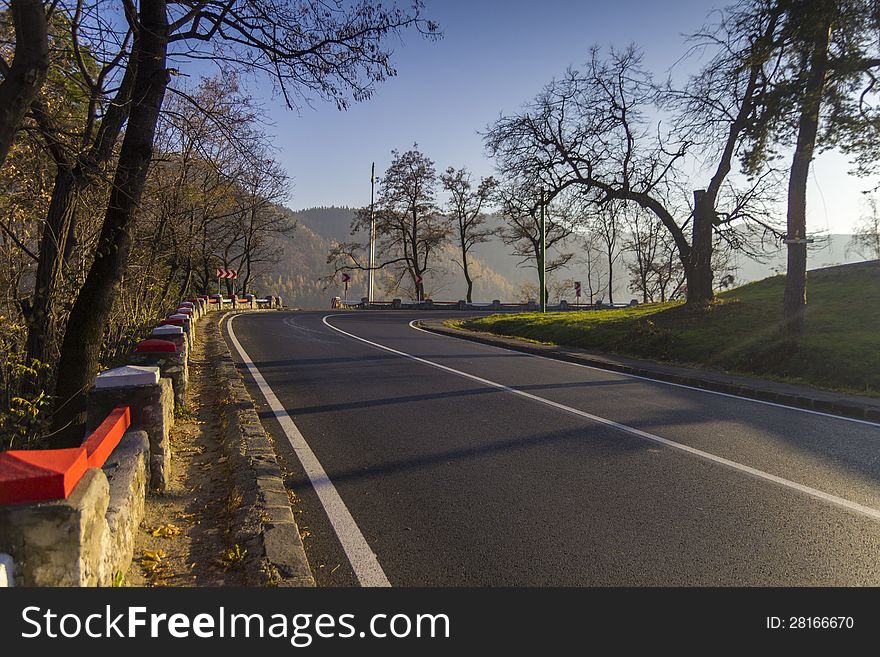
225 310 880 586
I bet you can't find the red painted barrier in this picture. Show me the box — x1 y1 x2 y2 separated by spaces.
161 318 185 327
81 405 130 468
0 449 89 505
135 339 177 353
0 405 131 505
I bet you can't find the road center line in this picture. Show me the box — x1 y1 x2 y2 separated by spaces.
323 313 880 523
227 314 391 587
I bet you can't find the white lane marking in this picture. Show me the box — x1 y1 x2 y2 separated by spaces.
409 320 880 429
323 314 880 523
227 314 391 587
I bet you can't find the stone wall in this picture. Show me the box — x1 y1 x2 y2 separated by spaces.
0 430 149 586
0 293 283 586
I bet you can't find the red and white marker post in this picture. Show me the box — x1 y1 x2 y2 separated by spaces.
341 272 351 300
415 273 424 302
216 268 237 297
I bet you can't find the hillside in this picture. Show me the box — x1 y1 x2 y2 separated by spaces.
255 205 868 309
459 261 880 395
254 206 521 307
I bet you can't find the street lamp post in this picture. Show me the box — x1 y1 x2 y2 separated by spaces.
368 162 376 305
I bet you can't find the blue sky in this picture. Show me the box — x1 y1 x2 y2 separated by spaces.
253 0 873 234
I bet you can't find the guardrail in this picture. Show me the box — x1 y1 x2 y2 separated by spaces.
0 405 130 505
0 290 284 586
332 297 640 312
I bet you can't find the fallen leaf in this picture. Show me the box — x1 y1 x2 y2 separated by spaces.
150 524 182 539
142 549 166 562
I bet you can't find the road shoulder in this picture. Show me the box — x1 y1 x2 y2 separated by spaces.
417 319 880 423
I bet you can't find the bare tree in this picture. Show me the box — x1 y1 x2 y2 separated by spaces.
623 206 662 303
138 75 292 303
735 0 880 337
440 166 497 302
22 3 136 375
497 182 578 303
576 234 606 305
652 233 687 302
51 1 440 443
589 200 622 304
229 156 293 294
486 26 783 306
330 145 448 301
548 276 575 304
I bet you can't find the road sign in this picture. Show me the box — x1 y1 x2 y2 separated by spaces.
216 268 238 279
574 281 582 297
415 274 423 284
341 272 351 283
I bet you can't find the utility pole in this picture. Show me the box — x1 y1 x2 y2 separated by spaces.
539 187 546 313
368 162 376 304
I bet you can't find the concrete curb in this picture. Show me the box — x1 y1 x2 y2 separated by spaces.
210 311 315 587
416 320 880 423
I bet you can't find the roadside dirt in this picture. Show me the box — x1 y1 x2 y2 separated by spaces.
125 317 256 586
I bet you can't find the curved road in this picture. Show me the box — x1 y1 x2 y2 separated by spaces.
225 310 880 586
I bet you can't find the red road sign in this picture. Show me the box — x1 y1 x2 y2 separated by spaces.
341 272 351 283
574 281 582 297
216 268 238 279
415 274 423 284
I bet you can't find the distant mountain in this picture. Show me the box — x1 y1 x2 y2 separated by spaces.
291 206 358 243
255 205 866 308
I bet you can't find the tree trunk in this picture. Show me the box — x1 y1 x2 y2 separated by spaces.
24 166 79 370
461 241 474 303
606 249 614 304
51 1 170 445
686 190 714 304
783 20 831 339
0 0 48 167
243 252 252 294
24 46 137 384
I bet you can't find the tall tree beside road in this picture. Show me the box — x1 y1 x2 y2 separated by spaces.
22 9 139 376
486 2 784 306
52 0 171 443
737 0 880 338
51 1 441 444
441 166 497 303
330 146 449 301
497 183 577 303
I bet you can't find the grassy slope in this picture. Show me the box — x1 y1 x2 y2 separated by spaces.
459 262 880 396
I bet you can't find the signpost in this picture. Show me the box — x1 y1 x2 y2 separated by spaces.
574 281 582 308
539 188 546 313
342 272 351 299
216 268 237 297
415 273 423 302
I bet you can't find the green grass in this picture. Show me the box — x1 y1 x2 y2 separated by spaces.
458 262 880 396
